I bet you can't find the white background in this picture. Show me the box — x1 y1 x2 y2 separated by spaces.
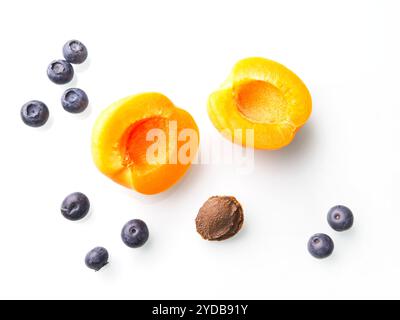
0 0 399 299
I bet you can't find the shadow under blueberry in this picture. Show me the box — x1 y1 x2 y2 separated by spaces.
60 75 78 89
126 234 154 265
69 103 93 120
67 203 93 225
34 114 55 131
74 57 91 73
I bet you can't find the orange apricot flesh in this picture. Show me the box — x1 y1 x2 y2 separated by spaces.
208 57 312 149
92 93 199 195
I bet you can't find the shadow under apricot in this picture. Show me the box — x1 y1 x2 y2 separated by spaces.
253 123 315 165
120 163 206 205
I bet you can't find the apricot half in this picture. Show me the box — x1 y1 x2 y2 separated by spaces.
92 93 199 195
208 57 312 149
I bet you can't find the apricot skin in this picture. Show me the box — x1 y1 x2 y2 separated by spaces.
208 57 312 150
92 93 199 195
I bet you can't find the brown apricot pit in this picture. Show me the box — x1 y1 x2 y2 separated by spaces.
195 196 244 241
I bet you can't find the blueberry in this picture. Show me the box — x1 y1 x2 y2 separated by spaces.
47 59 74 84
308 233 334 259
60 192 90 221
63 40 88 64
20 100 49 127
85 247 109 271
61 88 89 113
121 219 149 248
327 205 354 232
